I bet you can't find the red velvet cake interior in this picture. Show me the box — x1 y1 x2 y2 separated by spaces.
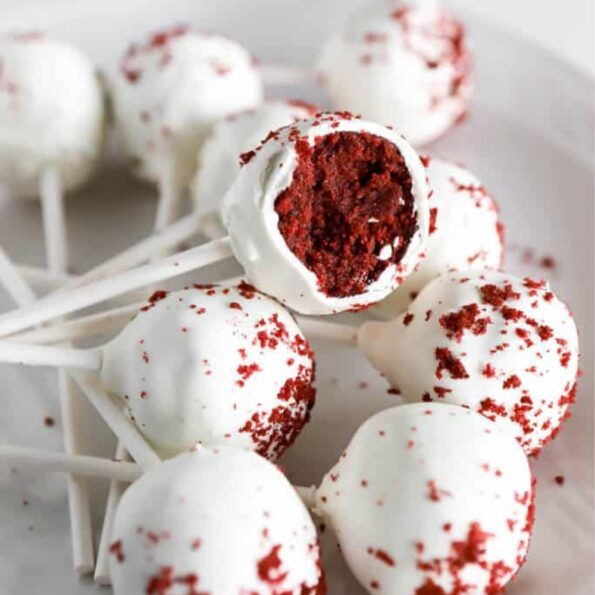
274 131 417 298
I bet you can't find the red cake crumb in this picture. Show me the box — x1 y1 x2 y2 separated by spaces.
554 475 565 486
439 303 491 341
275 131 417 297
435 348 469 379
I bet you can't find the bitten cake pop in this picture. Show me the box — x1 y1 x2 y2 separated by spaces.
111 24 264 230
193 99 318 238
109 446 325 594
0 112 430 335
0 32 105 271
358 270 579 454
377 156 504 315
316 403 534 594
319 0 472 146
0 283 316 459
223 112 430 314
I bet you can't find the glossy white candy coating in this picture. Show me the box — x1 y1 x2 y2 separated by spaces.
319 0 472 146
110 447 324 594
316 403 534 594
223 112 429 315
359 270 579 454
193 99 318 238
111 25 263 186
377 157 503 315
101 283 315 459
0 33 105 199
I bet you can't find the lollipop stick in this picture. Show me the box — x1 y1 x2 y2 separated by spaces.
0 340 101 369
155 159 183 233
0 246 37 306
294 485 318 511
17 265 74 293
68 370 161 470
0 237 234 337
14 301 142 345
0 444 141 482
40 166 68 275
294 316 358 346
94 442 128 586
261 64 319 86
57 213 201 293
57 370 95 574
0 257 95 574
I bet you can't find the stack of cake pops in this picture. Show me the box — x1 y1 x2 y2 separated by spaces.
0 2 581 594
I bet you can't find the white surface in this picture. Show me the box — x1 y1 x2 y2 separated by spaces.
0 2 593 594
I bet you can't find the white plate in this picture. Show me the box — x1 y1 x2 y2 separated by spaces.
0 1 593 593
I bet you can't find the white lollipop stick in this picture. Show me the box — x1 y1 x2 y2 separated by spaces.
296 317 358 346
0 246 36 306
0 444 141 483
154 158 184 233
14 302 143 344
94 442 129 586
9 303 357 348
39 166 68 275
18 265 74 292
57 213 202 293
68 371 161 470
0 238 234 337
0 252 94 575
261 64 319 86
0 443 315 506
0 341 101 369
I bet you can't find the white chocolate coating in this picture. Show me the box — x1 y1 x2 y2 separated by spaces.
193 99 318 239
319 0 472 146
0 33 105 199
359 270 579 454
316 403 534 594
223 112 429 315
101 283 315 459
377 157 503 315
110 447 324 594
111 25 263 187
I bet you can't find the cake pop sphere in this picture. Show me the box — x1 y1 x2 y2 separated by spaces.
0 32 105 199
316 403 534 594
193 99 319 239
100 283 316 459
377 156 504 316
223 112 430 315
359 270 579 455
319 0 472 146
111 25 264 186
110 446 325 594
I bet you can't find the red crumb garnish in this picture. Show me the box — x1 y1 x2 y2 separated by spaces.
439 303 490 341
435 348 469 379
257 544 288 585
367 547 396 567
109 540 125 563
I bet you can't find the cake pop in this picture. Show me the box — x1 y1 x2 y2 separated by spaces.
193 99 318 238
0 112 429 335
359 270 579 454
316 403 534 594
109 446 325 594
0 283 316 459
319 0 472 146
111 24 264 230
377 156 503 315
0 32 105 272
